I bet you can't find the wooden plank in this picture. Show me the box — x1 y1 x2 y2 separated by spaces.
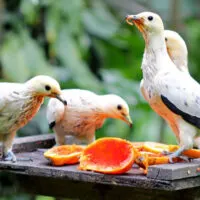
0 150 199 191
147 161 200 180
1 135 200 192
2 173 200 200
12 134 55 153
0 151 173 191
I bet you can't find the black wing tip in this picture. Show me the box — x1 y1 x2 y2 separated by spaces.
161 94 200 129
49 121 56 129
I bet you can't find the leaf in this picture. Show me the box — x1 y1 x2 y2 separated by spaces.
20 30 54 77
20 0 39 25
1 30 55 82
45 7 61 44
1 33 31 82
102 69 143 105
55 25 103 91
82 0 119 39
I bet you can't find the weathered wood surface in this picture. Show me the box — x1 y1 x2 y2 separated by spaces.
0 135 200 193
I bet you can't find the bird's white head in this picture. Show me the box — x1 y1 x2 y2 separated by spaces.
25 75 67 105
101 94 132 127
126 12 165 46
164 30 188 72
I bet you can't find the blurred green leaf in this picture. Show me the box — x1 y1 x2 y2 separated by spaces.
83 0 119 39
20 0 39 25
55 25 103 91
1 33 31 82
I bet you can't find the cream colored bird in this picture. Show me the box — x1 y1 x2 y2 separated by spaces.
140 30 189 101
46 89 132 145
164 30 188 73
126 12 200 161
0 75 66 162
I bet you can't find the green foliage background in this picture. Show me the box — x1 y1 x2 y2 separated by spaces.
1 0 200 198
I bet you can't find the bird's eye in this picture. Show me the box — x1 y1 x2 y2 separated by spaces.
45 85 51 91
117 105 122 110
165 37 168 42
148 16 153 21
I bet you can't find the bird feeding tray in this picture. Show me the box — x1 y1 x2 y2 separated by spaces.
0 135 200 194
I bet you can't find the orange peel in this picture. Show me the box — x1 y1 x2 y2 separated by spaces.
44 145 84 166
79 137 135 174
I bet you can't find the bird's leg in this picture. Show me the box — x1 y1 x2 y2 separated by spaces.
167 146 190 163
73 132 95 145
2 132 16 162
2 132 32 162
85 133 95 145
55 134 65 146
194 135 200 149
168 120 195 163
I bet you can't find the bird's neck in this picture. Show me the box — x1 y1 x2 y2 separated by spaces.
142 33 172 81
98 95 115 119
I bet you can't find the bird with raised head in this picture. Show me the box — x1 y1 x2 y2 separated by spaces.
126 12 200 162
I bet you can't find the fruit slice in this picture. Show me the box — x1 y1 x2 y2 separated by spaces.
79 137 135 174
183 149 200 158
44 145 85 166
135 151 182 174
142 142 179 154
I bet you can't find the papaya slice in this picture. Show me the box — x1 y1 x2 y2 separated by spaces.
44 145 85 166
183 149 200 158
135 151 182 174
131 142 145 151
132 141 179 154
79 137 135 174
142 142 179 154
134 142 200 159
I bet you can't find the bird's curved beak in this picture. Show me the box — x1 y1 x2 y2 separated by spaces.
125 15 145 32
56 94 67 106
123 114 133 128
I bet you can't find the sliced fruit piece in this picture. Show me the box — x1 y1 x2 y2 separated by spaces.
44 145 84 166
142 142 179 154
79 137 135 174
183 149 200 158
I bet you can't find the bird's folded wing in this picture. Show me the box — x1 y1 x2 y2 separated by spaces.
46 98 65 126
0 83 23 111
156 72 200 128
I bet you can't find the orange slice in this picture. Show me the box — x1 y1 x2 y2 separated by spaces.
44 145 84 166
79 137 135 174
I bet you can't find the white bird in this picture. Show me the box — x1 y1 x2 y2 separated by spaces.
126 12 200 161
0 75 66 162
140 30 189 101
46 89 132 145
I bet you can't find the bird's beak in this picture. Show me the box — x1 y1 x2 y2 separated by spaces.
123 114 133 128
125 14 145 32
56 94 67 106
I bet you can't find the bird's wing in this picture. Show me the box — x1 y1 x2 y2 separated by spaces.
61 89 99 110
156 72 200 128
140 79 149 101
0 83 23 111
46 98 65 129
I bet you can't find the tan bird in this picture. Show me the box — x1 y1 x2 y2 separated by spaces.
126 12 200 162
0 75 66 162
46 89 132 145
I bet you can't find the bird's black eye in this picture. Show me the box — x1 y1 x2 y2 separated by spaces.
165 37 168 42
148 16 153 21
117 105 122 110
45 85 51 91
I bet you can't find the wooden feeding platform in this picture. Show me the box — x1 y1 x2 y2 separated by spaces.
1 135 200 199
